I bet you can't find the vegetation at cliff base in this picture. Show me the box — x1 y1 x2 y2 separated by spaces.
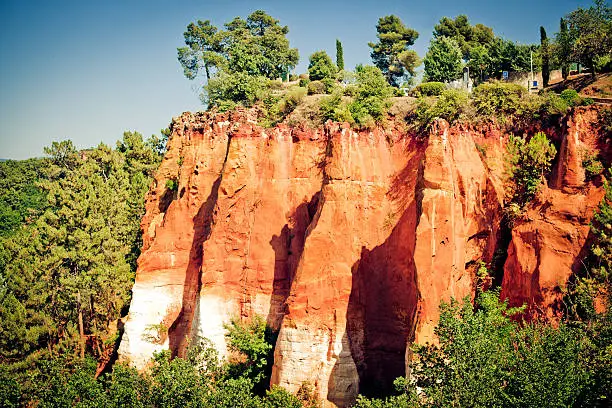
0 316 313 408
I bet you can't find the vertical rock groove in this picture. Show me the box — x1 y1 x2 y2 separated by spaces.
168 135 232 357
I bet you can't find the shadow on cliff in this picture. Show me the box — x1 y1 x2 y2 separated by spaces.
168 174 223 358
328 139 424 404
267 192 321 331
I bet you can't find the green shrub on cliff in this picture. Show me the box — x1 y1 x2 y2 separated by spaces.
472 80 527 118
411 81 445 97
224 315 275 392
203 71 270 111
415 89 470 127
348 65 393 127
506 131 557 206
316 65 392 128
358 289 610 407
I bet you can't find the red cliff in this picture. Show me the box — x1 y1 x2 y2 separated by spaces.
118 106 607 407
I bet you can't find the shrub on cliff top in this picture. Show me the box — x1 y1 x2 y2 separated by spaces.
308 51 337 81
349 65 394 127
472 81 527 117
317 65 392 128
411 81 445 97
307 80 326 95
560 88 581 106
203 71 269 110
415 89 470 128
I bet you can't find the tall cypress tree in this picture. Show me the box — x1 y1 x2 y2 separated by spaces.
540 26 550 87
558 18 571 81
336 39 344 71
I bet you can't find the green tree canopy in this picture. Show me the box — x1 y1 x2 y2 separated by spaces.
178 11 299 84
369 15 420 87
467 45 491 83
566 0 612 76
433 15 495 59
307 50 337 81
424 36 464 82
177 20 225 80
0 133 162 362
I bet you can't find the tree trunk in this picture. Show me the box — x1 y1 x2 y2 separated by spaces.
77 290 85 359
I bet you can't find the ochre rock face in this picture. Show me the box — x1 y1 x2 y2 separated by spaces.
119 107 606 407
501 107 607 319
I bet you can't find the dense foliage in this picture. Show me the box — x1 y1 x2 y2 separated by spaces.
415 89 470 128
505 132 557 206
336 39 344 71
356 290 612 408
429 14 537 83
0 133 163 363
0 159 47 237
411 82 446 97
318 65 393 128
564 0 612 77
307 51 337 81
178 11 299 108
0 319 312 408
423 37 464 83
178 11 298 82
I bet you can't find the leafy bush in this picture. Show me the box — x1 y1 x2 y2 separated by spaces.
473 81 527 117
203 71 269 110
319 91 354 124
538 91 570 116
412 81 445 97
299 78 310 88
343 84 358 97
581 149 604 180
280 87 307 113
318 66 393 128
259 87 307 128
165 179 178 191
594 54 612 73
321 77 338 94
410 291 600 407
307 80 325 95
307 50 337 81
349 66 393 127
224 315 274 391
415 89 470 127
560 89 581 106
506 132 557 205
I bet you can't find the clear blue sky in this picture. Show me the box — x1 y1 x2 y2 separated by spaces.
0 0 591 159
